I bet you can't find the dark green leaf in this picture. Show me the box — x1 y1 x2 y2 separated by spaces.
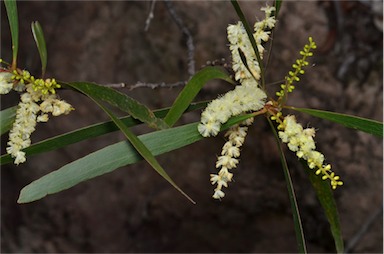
0 106 17 135
91 97 195 203
0 102 207 165
164 66 234 126
31 21 47 76
17 114 253 203
237 48 258 82
302 160 344 253
18 122 202 204
4 0 18 69
65 82 169 130
274 0 283 18
291 107 383 137
269 119 307 253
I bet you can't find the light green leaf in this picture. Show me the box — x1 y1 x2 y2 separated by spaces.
164 66 234 126
17 114 252 204
0 102 207 165
18 122 202 204
269 119 307 253
65 82 169 130
4 0 18 69
303 160 344 253
31 21 47 76
91 97 195 203
291 107 383 137
0 106 17 135
66 81 194 202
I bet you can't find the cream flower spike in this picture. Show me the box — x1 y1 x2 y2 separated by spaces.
198 5 276 199
4 69 74 165
198 5 275 138
277 115 343 189
210 118 254 199
198 85 266 137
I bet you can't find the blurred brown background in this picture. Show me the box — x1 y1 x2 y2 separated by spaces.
1 1 382 252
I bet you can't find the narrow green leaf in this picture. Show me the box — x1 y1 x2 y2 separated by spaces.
4 0 18 69
17 114 252 203
18 122 202 204
269 119 307 253
302 161 344 253
65 82 169 130
31 21 47 76
237 48 259 82
0 106 17 135
0 102 207 165
91 97 195 203
164 66 234 126
291 107 383 137
274 0 283 18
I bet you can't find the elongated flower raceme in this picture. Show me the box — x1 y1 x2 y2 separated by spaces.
6 93 39 164
198 4 275 138
276 37 317 102
198 5 276 199
210 118 254 199
227 5 276 82
2 67 74 165
197 85 266 137
274 114 343 189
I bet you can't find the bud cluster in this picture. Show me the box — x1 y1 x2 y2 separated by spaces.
0 67 73 165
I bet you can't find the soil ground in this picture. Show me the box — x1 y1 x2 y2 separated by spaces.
1 1 382 253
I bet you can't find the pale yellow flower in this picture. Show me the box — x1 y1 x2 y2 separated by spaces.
0 72 13 94
277 115 343 189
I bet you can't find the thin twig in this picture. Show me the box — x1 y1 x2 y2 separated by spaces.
144 0 157 32
106 1 196 91
103 81 186 90
104 83 126 88
129 81 186 90
164 0 195 77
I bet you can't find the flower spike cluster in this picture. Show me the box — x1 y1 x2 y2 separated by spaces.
1 66 73 165
198 5 275 138
274 114 343 189
199 5 276 199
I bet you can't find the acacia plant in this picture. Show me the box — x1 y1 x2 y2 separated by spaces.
1 0 382 253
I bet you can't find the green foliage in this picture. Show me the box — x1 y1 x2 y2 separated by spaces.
164 66 234 126
274 0 283 17
269 118 307 253
4 0 18 69
291 107 383 137
93 97 195 203
65 82 169 130
1 0 382 252
65 81 196 202
0 103 207 165
0 106 17 135
18 113 252 204
303 160 344 253
31 21 48 76
17 122 201 203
